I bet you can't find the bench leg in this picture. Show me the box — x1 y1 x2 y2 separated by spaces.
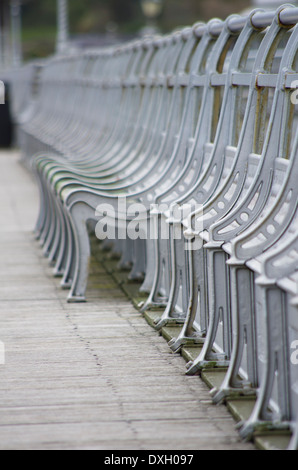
140 239 156 294
186 248 231 375
53 198 71 278
154 229 189 331
39 181 54 248
109 238 122 260
129 239 146 282
67 201 96 303
33 169 48 239
239 285 291 440
141 223 171 312
118 239 134 271
169 243 207 352
211 265 257 403
42 190 59 259
48 195 64 266
61 209 76 290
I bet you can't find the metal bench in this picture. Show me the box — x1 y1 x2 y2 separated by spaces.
11 4 298 450
144 9 282 330
277 270 298 450
173 8 298 365
31 23 225 302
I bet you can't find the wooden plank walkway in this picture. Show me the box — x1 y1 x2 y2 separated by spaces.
0 151 254 450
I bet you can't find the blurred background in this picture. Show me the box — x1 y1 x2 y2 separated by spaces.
0 0 297 63
1 0 297 147
19 0 284 61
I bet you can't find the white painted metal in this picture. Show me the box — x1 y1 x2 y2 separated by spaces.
9 4 298 450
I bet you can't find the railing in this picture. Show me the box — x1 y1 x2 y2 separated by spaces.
9 4 298 450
